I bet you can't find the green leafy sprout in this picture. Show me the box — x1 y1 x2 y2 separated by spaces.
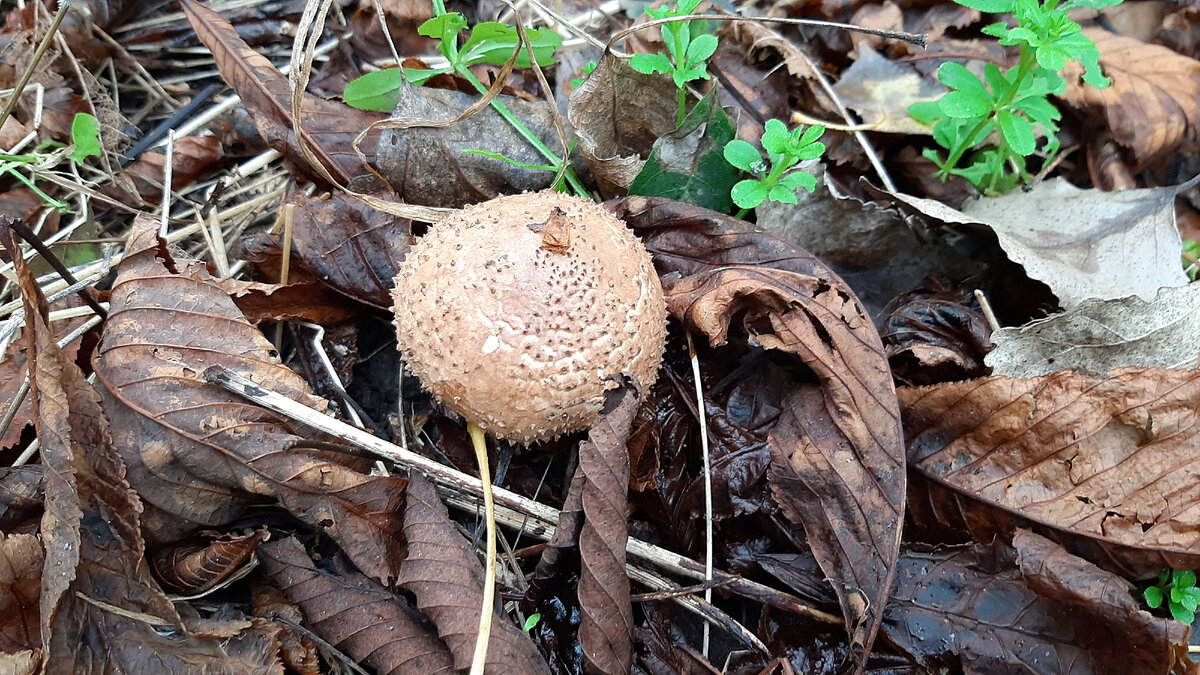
629 0 718 126
908 0 1121 195
1145 569 1200 624
343 1 587 196
0 112 101 212
569 60 597 89
522 613 541 633
723 119 826 218
1183 239 1199 282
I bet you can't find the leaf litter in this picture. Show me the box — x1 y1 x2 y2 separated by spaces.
1 0 1199 671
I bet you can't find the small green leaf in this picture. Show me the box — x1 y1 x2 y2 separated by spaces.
685 34 718 64
937 62 992 101
1178 571 1197 588
997 110 1035 156
907 101 942 125
69 113 101 164
940 91 993 119
343 69 405 111
953 0 1015 12
731 179 769 209
523 613 541 632
1170 605 1195 625
630 53 674 76
778 169 817 193
1035 43 1070 73
460 22 563 68
418 12 468 40
723 139 762 172
760 118 790 154
767 183 799 204
793 141 826 161
1145 585 1164 609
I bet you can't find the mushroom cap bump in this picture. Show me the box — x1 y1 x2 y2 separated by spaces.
392 191 668 444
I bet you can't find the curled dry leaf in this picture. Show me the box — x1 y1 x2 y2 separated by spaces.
180 0 383 184
1061 28 1200 169
94 215 407 584
882 531 1190 674
0 225 284 673
149 530 270 595
250 582 321 675
881 289 992 385
0 466 43 532
611 196 905 667
396 473 549 674
0 533 41 653
578 376 640 675
901 368 1200 576
257 537 455 675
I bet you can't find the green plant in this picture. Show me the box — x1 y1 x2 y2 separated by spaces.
1183 239 1199 281
343 1 586 196
723 119 825 218
629 0 718 126
908 0 1120 195
1 112 100 212
569 60 597 89
522 613 541 633
1145 569 1200 624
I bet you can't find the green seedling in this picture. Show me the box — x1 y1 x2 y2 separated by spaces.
908 0 1120 194
522 613 541 633
629 0 718 126
569 60 597 89
1 112 101 212
723 119 825 218
343 1 586 196
1145 569 1200 624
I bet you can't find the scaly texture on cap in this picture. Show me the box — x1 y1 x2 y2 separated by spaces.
392 191 668 444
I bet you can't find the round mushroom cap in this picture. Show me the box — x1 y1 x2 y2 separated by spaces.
392 191 667 444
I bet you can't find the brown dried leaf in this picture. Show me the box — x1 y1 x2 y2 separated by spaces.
217 278 358 325
0 533 41 653
180 0 383 184
567 51 679 197
94 215 407 583
882 531 1190 674
0 225 284 673
284 191 413 309
250 582 321 675
578 376 640 675
150 530 270 595
900 368 1200 576
396 473 549 674
105 136 224 206
0 650 38 675
0 466 43 532
612 197 905 667
258 537 455 675
1061 28 1200 168
881 289 992 386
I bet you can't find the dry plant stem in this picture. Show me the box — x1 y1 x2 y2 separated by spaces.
468 422 496 675
686 331 714 657
203 365 842 625
974 289 1001 331
0 0 71 130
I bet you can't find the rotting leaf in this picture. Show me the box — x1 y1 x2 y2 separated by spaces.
0 533 41 653
149 530 270 595
93 214 408 584
578 376 640 675
258 537 455 675
611 196 905 668
396 473 549 673
0 224 285 673
882 531 1190 674
180 0 384 185
986 283 1200 378
250 582 320 675
1061 28 1200 169
901 368 1200 576
0 467 44 533
881 288 992 386
567 51 680 197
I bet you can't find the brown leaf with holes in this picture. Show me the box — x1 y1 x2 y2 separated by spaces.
0 224 284 673
1061 28 1200 168
150 530 270 595
611 196 904 670
180 0 383 184
396 473 550 674
578 376 640 675
258 537 455 675
901 368 1200 577
93 214 407 584
0 533 41 653
250 582 320 675
882 531 1190 674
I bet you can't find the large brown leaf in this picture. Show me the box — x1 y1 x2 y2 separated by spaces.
1061 28 1200 169
396 473 549 674
578 376 640 675
882 531 1190 674
180 0 383 184
0 226 285 673
611 196 905 666
93 214 407 584
258 537 455 675
901 368 1200 576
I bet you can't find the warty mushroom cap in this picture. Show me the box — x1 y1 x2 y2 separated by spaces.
392 191 668 444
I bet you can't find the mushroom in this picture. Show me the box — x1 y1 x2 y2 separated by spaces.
391 190 667 672
392 190 668 444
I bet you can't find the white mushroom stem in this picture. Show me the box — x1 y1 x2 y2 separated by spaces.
468 422 496 675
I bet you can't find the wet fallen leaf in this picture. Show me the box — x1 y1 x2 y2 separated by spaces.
0 466 43 533
181 0 384 184
882 531 1190 674
987 283 1200 378
612 196 905 668
149 530 270 595
578 377 640 675
94 215 408 584
901 367 1200 576
0 533 41 653
396 473 549 673
881 288 992 385
1061 28 1200 169
258 536 455 675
